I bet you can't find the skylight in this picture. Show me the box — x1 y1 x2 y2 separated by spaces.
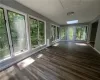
67 20 78 24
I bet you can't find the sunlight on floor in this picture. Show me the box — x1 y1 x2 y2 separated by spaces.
17 57 35 70
37 54 43 58
75 43 87 46
53 43 59 46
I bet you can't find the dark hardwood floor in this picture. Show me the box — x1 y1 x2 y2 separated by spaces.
0 41 100 80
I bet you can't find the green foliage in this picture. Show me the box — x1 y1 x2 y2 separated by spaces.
0 8 45 59
61 27 66 40
30 18 38 47
0 8 10 59
76 27 86 40
68 27 74 40
7 11 27 52
60 26 87 41
29 18 45 48
39 21 45 45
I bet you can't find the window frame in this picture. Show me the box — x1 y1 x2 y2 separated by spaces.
28 15 46 50
0 4 30 57
51 24 59 42
0 7 11 61
0 3 47 63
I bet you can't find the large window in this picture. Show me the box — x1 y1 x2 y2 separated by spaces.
29 16 45 48
7 10 28 54
0 8 10 60
60 26 87 41
0 5 46 61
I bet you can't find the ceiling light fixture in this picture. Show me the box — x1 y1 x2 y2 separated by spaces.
67 20 78 24
67 12 74 16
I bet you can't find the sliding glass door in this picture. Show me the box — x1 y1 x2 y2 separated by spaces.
7 10 28 54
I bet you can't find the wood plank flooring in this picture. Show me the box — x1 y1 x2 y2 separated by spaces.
0 41 100 80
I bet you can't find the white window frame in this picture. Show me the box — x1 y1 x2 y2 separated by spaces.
0 4 30 57
51 24 58 42
28 15 46 50
0 3 47 63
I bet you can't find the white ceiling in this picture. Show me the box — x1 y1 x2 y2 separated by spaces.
16 0 100 25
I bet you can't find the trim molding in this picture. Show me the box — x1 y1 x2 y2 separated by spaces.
88 44 100 54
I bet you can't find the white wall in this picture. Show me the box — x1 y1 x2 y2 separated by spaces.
94 18 100 52
88 15 100 52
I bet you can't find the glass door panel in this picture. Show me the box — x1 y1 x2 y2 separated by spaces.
75 26 87 40
67 27 75 41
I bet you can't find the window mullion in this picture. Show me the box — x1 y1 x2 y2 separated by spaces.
38 20 40 46
4 8 14 57
26 15 31 50
56 26 57 40
44 22 46 45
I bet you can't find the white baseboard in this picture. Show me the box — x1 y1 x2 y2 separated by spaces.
94 48 100 54
88 44 100 54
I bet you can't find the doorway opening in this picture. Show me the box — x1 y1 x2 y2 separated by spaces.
90 21 98 47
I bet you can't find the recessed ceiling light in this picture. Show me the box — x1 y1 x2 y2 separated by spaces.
67 20 78 24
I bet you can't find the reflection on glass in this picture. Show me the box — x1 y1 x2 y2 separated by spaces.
51 25 56 41
8 11 27 53
0 8 10 59
29 17 38 48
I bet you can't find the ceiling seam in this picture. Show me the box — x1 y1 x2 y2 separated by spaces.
58 0 64 10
